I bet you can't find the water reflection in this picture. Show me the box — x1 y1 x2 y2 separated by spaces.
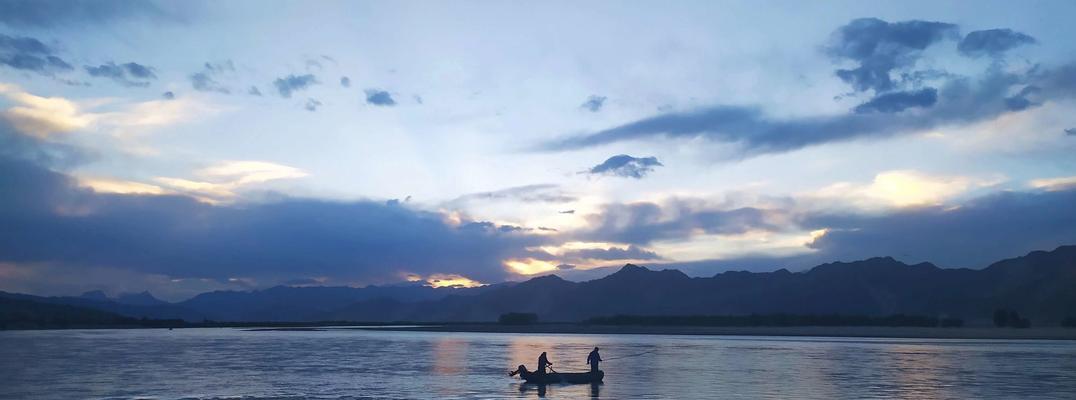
1 330 1074 399
432 337 469 375
516 382 602 398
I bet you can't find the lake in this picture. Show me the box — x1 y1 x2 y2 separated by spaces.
2 328 1075 399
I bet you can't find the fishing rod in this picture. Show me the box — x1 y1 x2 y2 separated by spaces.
602 349 657 361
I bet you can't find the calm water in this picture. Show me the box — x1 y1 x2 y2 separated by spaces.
1 328 1075 399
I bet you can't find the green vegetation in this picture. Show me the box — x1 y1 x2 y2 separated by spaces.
992 309 1031 328
584 314 964 328
498 312 539 325
0 297 185 330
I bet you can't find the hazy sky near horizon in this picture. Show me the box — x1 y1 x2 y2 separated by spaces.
1 0 1075 300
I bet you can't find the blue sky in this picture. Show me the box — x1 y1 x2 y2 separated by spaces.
1 0 1075 300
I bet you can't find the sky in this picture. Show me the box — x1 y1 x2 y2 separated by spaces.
1 0 1075 301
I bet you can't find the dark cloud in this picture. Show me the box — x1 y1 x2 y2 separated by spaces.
162 91 175 100
274 74 317 98
802 188 1076 268
304 98 322 112
448 184 576 206
0 34 73 75
248 86 263 96
340 76 351 88
1003 85 1041 111
365 89 396 106
0 0 191 28
827 18 958 93
84 62 157 87
204 60 234 73
556 264 576 270
0 119 91 169
189 61 235 94
588 155 663 179
561 245 662 261
958 29 1036 58
0 127 548 285
568 183 1076 272
853 87 937 113
189 72 225 93
577 201 783 245
559 210 575 214
581 95 607 112
280 278 324 287
541 62 1076 155
1065 128 1076 136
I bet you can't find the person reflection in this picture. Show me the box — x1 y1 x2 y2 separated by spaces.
590 382 601 397
517 383 548 398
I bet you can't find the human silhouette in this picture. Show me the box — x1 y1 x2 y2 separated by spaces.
587 347 602 372
537 352 553 375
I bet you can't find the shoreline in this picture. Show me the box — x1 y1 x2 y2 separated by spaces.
6 323 1076 340
351 324 1076 340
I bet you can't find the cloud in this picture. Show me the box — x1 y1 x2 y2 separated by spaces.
826 18 958 93
150 160 310 201
247 86 262 96
1066 128 1076 136
540 61 1076 155
581 95 606 112
0 0 190 28
189 72 225 93
0 131 550 285
555 263 576 270
340 76 351 87
365 89 396 106
958 29 1036 57
1028 176 1076 191
0 83 92 137
576 200 786 245
304 98 322 112
162 91 175 100
274 74 317 98
84 62 157 87
802 188 1076 268
587 154 663 179
806 170 990 209
448 184 576 206
78 177 166 195
189 61 235 94
0 33 73 75
560 245 662 261
1003 85 1041 111
853 88 937 113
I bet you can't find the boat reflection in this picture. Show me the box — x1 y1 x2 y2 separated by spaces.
517 382 602 398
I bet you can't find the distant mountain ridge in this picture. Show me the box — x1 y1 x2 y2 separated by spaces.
328 245 1076 324
3 245 1074 324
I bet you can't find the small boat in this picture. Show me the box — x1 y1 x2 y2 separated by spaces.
510 365 604 384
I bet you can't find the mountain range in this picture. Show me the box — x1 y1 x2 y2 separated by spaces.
3 245 1074 325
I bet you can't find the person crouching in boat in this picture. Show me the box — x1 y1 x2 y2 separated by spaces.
587 347 602 372
537 352 553 375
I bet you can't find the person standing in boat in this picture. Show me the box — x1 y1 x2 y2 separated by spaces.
587 347 602 372
537 352 553 375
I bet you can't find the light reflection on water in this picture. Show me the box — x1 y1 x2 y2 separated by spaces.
1 328 1075 399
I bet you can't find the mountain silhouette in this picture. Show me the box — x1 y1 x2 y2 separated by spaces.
328 246 1076 324
3 245 1074 325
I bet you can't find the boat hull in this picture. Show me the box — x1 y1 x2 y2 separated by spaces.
519 370 604 384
